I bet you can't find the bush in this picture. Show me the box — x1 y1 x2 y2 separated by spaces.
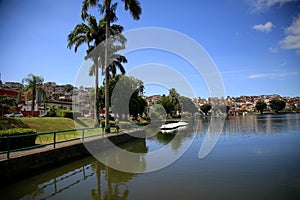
0 128 37 150
57 110 81 119
0 128 36 136
100 120 115 128
46 106 57 117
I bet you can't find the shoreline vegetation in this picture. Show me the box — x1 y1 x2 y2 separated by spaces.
0 112 298 160
1 110 298 133
0 110 298 149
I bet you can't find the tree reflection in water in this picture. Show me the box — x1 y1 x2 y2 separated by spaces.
91 138 147 200
1 114 299 200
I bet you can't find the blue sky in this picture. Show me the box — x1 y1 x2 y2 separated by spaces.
0 0 299 98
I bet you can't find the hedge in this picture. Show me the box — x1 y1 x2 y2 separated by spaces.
0 128 37 150
57 110 81 119
100 120 115 128
0 128 36 136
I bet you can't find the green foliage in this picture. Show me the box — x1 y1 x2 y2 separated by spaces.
100 120 115 127
0 96 17 107
0 128 37 150
57 110 81 119
149 106 164 120
156 95 175 115
0 128 36 136
269 99 286 113
156 89 199 117
179 96 198 114
46 106 57 117
65 84 74 92
0 95 18 117
200 104 212 115
129 95 147 119
22 73 45 116
255 101 267 114
110 75 147 118
169 88 180 112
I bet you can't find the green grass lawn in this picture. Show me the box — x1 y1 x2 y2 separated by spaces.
0 117 110 145
20 117 108 144
0 117 121 146
20 117 78 132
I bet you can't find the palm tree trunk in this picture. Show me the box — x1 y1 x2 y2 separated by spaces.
94 62 100 128
31 87 36 117
104 11 111 133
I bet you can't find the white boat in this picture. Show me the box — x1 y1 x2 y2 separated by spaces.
160 121 188 130
160 125 188 133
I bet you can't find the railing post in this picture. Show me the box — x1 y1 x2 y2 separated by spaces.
7 137 10 159
82 129 84 142
53 132 56 148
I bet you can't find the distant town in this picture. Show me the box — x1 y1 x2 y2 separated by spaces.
0 80 299 117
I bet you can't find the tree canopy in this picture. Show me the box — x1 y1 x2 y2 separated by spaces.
67 13 126 127
156 88 198 117
22 73 45 116
200 104 211 115
81 0 141 132
109 75 146 119
156 95 175 116
255 101 267 114
269 99 286 113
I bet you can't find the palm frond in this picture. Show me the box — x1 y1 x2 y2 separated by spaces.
81 0 98 20
122 0 142 20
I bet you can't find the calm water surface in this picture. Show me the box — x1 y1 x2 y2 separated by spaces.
1 114 300 200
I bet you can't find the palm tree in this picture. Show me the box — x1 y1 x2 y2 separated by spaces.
81 0 142 133
68 15 102 127
22 73 45 116
68 15 126 127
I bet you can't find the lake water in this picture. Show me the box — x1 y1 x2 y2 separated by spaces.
1 114 300 200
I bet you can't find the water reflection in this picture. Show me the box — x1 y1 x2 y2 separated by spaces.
91 119 198 173
150 124 195 150
1 114 299 200
197 114 300 137
1 140 148 200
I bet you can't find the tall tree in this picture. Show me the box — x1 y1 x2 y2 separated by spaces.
68 15 125 127
22 74 45 116
169 88 180 114
255 101 267 114
200 104 212 115
178 96 198 114
269 99 286 114
157 95 175 116
81 0 141 133
109 75 146 119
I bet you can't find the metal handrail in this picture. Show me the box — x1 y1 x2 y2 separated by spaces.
0 127 103 159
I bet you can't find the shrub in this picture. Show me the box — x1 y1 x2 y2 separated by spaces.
58 110 81 119
46 106 57 117
0 128 37 150
0 128 36 136
100 120 115 128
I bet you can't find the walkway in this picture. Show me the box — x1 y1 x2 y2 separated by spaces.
0 131 121 161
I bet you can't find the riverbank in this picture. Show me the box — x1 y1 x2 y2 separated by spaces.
0 129 144 186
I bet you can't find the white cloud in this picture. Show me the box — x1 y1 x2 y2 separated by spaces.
249 71 299 79
280 14 300 53
268 47 279 53
252 21 274 32
249 0 297 11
